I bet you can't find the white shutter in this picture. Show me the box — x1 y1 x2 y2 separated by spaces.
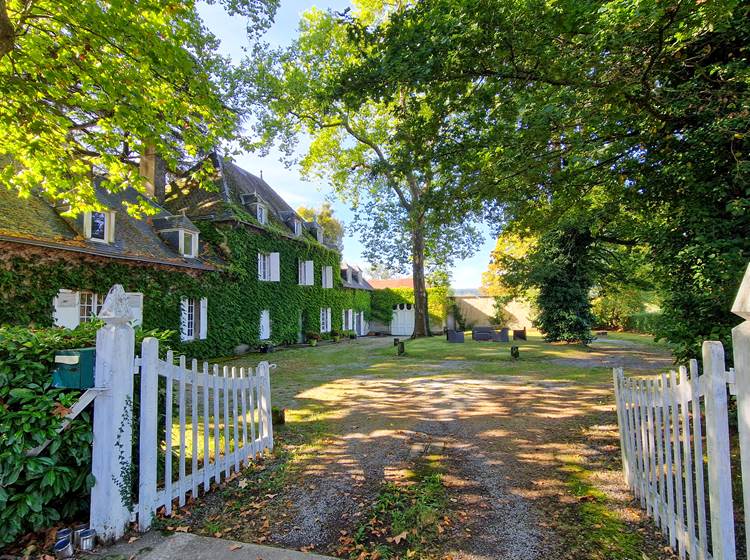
126 292 143 327
270 252 280 281
348 309 354 330
327 308 332 332
83 213 92 239
326 266 334 288
107 212 116 243
260 309 270 340
298 259 304 285
180 297 189 341
199 297 208 339
306 261 314 286
258 253 264 280
342 310 346 329
53 289 80 329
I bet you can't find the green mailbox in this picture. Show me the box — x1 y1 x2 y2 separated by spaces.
52 347 96 389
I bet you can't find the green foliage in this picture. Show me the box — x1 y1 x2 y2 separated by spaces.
370 287 449 328
0 0 277 212
530 224 595 344
625 312 663 336
0 322 171 547
340 0 749 360
591 289 654 330
0 222 371 359
297 202 344 251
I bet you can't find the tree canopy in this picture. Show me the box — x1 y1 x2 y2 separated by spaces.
243 2 481 336
338 0 749 356
0 0 277 213
297 202 344 251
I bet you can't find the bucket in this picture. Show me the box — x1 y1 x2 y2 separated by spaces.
73 523 89 547
79 528 97 551
53 538 73 559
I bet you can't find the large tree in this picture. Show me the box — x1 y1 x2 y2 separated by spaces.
340 0 750 359
0 0 277 213
297 202 344 251
244 4 479 337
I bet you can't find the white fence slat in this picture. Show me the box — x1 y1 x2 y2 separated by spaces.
652 377 666 533
626 379 640 497
202 362 210 492
678 365 697 560
240 368 249 464
634 379 648 506
212 364 220 484
613 370 630 485
248 367 257 457
261 363 274 450
645 379 658 516
232 367 240 472
164 350 174 515
178 355 187 507
137 337 159 531
689 359 708 560
669 370 686 559
223 366 230 478
660 372 677 548
191 358 199 500
701 341 736 560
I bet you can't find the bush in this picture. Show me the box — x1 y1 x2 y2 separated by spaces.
591 288 653 330
625 312 662 334
0 322 172 548
305 330 321 341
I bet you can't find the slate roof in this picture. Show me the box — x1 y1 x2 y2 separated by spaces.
340 263 374 291
164 154 334 249
0 180 215 270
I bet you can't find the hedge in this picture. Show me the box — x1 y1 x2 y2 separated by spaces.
625 312 662 334
0 322 172 548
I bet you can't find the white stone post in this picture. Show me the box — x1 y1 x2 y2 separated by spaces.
90 285 136 543
732 262 750 557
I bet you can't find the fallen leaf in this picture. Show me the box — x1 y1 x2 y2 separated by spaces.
238 479 249 489
175 526 189 533
389 531 408 545
128 536 140 544
229 544 242 551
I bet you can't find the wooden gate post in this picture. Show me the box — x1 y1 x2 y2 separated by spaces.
732 262 750 557
702 340 736 560
89 285 136 543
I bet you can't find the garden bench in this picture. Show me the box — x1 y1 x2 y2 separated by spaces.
472 326 495 341
446 330 465 343
513 327 527 341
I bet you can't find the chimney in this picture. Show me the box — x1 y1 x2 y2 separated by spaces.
139 145 166 204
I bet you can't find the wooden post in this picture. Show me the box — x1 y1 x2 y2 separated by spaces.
702 340 736 560
612 369 630 485
89 285 136 543
732 262 750 558
137 337 159 531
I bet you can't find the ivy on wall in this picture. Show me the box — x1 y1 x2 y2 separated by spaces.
370 286 449 328
0 221 371 359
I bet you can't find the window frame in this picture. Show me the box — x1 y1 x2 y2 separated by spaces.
85 210 114 243
256 204 268 225
180 229 199 258
79 290 102 323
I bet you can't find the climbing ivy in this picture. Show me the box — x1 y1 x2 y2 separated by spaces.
370 287 449 329
0 221 371 359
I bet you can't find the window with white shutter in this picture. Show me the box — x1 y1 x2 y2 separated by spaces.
260 309 271 340
53 289 80 329
322 266 333 288
258 253 273 281
180 297 206 341
127 292 143 327
320 307 332 333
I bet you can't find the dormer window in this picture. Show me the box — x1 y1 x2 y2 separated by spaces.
293 219 302 237
84 211 115 243
179 229 199 258
352 270 360 284
315 227 324 243
256 204 268 225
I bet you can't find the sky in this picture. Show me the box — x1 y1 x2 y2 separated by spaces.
197 1 496 289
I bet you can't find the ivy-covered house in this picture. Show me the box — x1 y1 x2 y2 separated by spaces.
0 152 371 358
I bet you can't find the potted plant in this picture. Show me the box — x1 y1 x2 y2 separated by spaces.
306 331 321 346
348 329 357 340
331 329 341 343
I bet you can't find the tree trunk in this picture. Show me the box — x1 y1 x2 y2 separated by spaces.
411 223 431 338
0 0 14 60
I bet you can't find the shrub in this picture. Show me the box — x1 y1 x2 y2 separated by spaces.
591 288 652 330
625 312 662 334
0 322 172 548
305 330 321 341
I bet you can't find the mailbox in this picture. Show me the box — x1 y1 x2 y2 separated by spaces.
52 347 96 389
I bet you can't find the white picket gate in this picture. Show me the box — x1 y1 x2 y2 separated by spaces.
135 337 274 531
614 263 750 560
87 285 274 542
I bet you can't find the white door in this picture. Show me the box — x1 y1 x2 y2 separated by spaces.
390 303 415 336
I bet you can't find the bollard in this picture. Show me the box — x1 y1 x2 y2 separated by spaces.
511 346 520 360
397 341 405 355
393 337 400 346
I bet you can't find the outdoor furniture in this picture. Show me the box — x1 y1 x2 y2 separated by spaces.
493 328 510 342
513 327 527 341
446 330 465 343
472 326 495 341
